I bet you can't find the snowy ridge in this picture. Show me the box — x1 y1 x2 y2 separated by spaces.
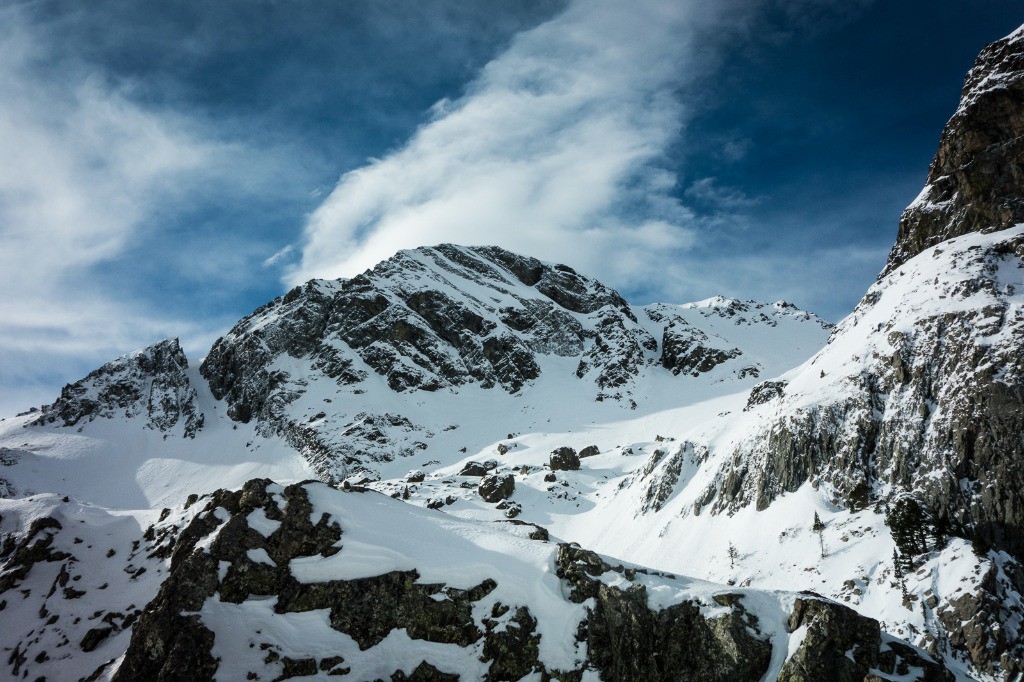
0 480 951 681
196 243 831 481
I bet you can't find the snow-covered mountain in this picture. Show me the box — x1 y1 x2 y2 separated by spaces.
3 21 1024 682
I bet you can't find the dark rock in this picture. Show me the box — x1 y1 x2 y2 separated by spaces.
778 597 950 682
660 321 742 377
459 460 498 477
544 472 557 483
405 470 425 483
549 448 580 471
479 474 515 503
885 27 1024 275
555 544 771 681
275 657 316 680
391 661 459 681
578 445 600 458
79 627 113 652
32 338 204 437
744 381 787 411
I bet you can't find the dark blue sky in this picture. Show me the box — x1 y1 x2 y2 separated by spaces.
0 0 1021 414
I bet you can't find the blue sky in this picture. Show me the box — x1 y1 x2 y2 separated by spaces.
0 0 1020 415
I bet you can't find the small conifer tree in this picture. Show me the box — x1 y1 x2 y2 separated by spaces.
813 512 825 532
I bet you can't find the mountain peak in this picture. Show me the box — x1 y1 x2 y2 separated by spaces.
884 22 1024 276
31 337 204 437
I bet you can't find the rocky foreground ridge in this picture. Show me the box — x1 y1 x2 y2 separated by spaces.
0 480 952 681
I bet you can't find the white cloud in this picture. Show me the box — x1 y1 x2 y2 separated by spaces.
288 0 752 293
0 13 239 409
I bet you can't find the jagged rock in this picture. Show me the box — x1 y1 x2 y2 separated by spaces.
556 543 771 681
660 321 742 376
391 661 459 681
778 597 950 682
550 447 580 471
478 474 515 503
114 480 342 680
197 245 722 479
79 627 113 653
32 338 204 437
459 460 498 477
744 381 786 411
0 517 70 594
885 26 1024 275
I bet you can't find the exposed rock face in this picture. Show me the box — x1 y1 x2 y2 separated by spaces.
107 480 952 681
31 338 204 437
885 26 1024 275
198 246 662 477
659 320 741 377
195 246 827 481
202 246 646 403
555 543 771 681
662 24 1024 677
687 22 1024 556
779 597 951 682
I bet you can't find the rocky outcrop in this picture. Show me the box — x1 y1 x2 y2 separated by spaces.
550 447 581 471
32 338 204 437
2 479 955 681
554 544 950 681
459 460 498 477
659 321 741 377
663 24 1024 678
688 23 1024 556
779 597 950 682
885 26 1024 275
555 543 771 681
744 380 787 411
478 473 515 503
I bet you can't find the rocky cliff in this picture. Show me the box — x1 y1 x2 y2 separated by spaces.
640 24 1024 678
885 26 1024 275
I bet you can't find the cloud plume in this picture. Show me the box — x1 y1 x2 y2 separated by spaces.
290 0 749 292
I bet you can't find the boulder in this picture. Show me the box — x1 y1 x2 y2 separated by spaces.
549 447 580 471
479 474 515 503
459 460 498 477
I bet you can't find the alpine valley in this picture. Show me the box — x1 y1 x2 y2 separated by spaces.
3 23 1024 682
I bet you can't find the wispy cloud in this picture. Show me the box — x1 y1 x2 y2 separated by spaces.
288 0 758 292
0 11 245 411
